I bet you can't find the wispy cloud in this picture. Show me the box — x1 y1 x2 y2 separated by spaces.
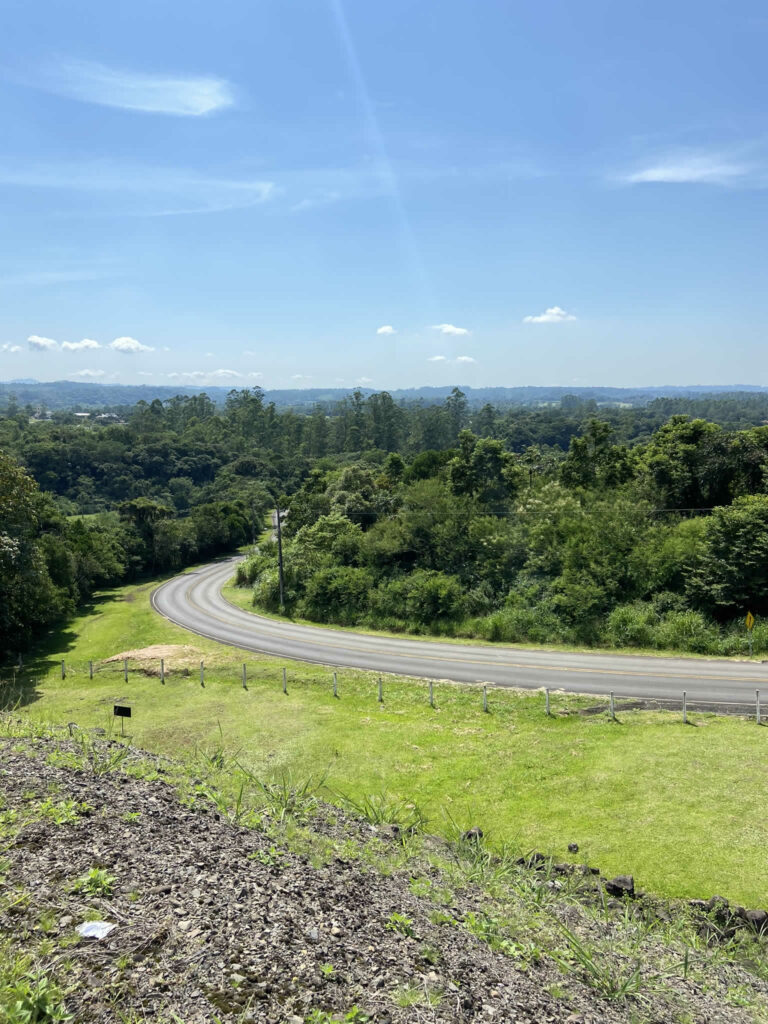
431 323 470 336
110 336 153 354
167 369 242 384
291 374 311 382
40 60 235 117
62 338 100 351
1 343 22 352
523 306 576 324
428 354 475 364
355 376 373 385
71 368 105 378
0 161 275 217
0 269 111 287
619 149 753 186
0 155 539 219
28 334 58 351
376 325 396 335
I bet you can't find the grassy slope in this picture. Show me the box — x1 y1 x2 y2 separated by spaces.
7 567 768 906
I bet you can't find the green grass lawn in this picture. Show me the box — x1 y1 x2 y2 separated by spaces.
5 565 768 906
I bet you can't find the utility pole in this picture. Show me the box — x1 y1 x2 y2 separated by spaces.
275 502 285 612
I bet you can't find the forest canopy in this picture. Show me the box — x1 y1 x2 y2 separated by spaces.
4 386 768 658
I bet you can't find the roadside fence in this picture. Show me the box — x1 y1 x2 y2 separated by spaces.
2 656 766 725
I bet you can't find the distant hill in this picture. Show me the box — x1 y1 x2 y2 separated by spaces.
2 378 768 411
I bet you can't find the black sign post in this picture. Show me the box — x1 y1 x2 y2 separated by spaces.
113 704 131 737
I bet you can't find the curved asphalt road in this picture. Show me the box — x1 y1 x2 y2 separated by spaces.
152 557 767 706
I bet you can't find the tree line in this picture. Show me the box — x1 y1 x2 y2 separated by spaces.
4 386 768 658
239 414 768 656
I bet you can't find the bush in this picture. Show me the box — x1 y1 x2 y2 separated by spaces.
655 610 720 654
372 570 467 626
476 605 572 645
602 603 658 649
301 566 374 624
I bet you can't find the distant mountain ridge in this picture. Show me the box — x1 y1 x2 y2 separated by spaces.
2 378 768 411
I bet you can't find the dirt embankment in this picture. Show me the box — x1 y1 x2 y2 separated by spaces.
1 737 765 1024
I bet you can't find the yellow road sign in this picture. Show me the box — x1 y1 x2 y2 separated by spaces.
746 611 755 631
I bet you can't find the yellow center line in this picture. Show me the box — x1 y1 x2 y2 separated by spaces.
175 572 763 686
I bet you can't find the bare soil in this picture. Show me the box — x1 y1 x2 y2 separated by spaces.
1 737 764 1023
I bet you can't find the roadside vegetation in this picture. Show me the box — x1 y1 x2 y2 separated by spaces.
2 571 768 907
7 387 768 660
240 412 768 656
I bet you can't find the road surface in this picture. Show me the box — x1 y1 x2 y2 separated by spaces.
152 557 767 707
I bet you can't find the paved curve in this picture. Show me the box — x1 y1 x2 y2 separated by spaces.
151 557 768 706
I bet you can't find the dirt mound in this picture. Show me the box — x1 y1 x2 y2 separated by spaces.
104 644 202 673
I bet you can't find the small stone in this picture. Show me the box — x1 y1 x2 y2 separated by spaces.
605 875 635 898
230 973 246 985
568 842 579 853
461 827 484 842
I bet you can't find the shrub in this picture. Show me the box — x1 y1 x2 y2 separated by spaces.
655 609 720 654
477 605 572 645
301 567 373 624
602 603 657 649
372 570 467 626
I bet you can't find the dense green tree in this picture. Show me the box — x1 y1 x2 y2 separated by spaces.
687 496 768 617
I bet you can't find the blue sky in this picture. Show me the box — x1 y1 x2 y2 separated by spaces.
1 0 767 389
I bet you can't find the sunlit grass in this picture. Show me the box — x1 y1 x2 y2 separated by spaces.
5 567 768 905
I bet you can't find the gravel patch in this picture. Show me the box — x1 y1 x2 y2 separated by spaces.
0 737 763 1023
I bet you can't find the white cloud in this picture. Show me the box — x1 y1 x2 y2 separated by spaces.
62 338 100 351
428 355 447 362
456 355 476 363
248 372 263 379
28 334 58 351
621 152 749 186
291 374 311 382
71 368 105 378
376 325 396 335
43 60 235 117
1 343 22 352
355 377 373 385
137 372 153 377
523 306 576 324
110 336 154 354
431 323 469 336
167 369 243 384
